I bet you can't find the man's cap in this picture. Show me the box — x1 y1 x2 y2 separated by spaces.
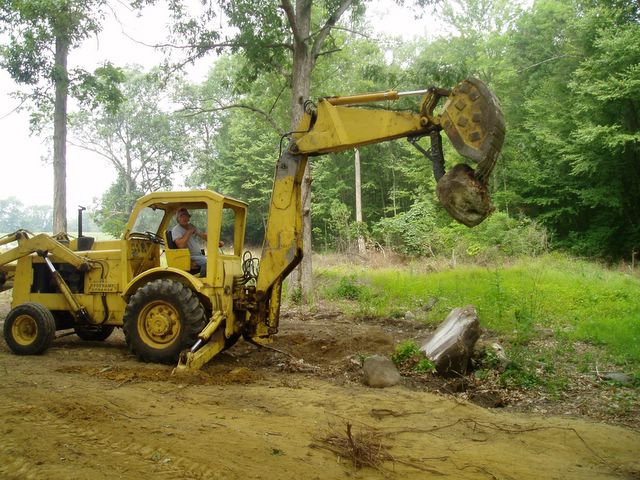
176 207 191 219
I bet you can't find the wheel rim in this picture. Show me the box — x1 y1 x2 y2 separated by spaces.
12 314 38 346
137 300 181 347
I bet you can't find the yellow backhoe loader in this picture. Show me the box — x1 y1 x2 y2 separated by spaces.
0 77 504 371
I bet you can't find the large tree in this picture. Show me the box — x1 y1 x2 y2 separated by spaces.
71 67 190 237
221 0 359 301
0 0 122 233
145 0 437 301
497 0 640 257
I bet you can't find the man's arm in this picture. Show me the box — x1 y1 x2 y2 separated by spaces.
174 224 206 249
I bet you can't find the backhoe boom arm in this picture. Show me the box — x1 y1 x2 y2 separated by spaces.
247 77 505 342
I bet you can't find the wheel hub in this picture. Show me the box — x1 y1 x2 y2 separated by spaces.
139 301 180 345
12 315 37 346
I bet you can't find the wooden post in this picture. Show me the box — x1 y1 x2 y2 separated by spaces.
354 148 366 254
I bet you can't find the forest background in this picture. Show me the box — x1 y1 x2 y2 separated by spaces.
0 0 638 263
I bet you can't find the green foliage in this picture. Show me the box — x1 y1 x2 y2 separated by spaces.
177 54 290 245
0 197 52 232
71 66 190 236
391 340 436 374
324 275 369 301
186 105 279 244
288 287 303 306
391 340 421 365
0 0 122 112
72 62 126 115
317 254 640 374
493 0 640 258
372 204 548 260
415 358 437 374
493 346 569 394
373 199 441 256
498 361 542 389
93 174 144 238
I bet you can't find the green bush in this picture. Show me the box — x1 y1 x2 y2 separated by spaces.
372 200 548 261
391 340 436 373
372 199 443 256
440 211 549 260
325 275 369 301
415 358 437 374
391 340 421 364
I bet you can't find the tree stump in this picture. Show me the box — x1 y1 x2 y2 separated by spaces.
420 306 481 376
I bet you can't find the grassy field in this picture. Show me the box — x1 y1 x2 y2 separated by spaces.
314 253 640 387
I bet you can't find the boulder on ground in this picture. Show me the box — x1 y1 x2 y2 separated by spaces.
362 355 401 388
600 372 633 386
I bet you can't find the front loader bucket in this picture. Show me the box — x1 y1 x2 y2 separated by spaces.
437 78 505 227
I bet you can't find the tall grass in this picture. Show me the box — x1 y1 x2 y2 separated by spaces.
316 253 640 369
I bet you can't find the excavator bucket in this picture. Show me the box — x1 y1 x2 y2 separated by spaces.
436 78 505 227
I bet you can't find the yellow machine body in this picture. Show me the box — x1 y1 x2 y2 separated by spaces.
1 190 250 364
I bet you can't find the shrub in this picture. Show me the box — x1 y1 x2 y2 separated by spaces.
372 201 548 261
391 340 421 364
391 340 435 373
372 199 444 256
325 275 369 301
440 211 549 260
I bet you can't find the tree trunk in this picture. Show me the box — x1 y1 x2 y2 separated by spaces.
52 33 69 234
286 0 313 303
354 148 366 254
283 0 354 303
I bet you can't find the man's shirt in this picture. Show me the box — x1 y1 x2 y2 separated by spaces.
171 224 204 257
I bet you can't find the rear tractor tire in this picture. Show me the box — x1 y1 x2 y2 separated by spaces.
3 303 56 355
123 279 206 364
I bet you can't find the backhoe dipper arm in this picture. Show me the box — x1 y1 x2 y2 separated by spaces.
248 78 505 340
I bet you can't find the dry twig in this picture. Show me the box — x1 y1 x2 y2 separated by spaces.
313 419 445 476
313 420 391 470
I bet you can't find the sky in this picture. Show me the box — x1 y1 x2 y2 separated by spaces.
0 1 433 212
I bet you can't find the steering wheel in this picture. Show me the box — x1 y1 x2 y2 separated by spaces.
145 231 165 245
128 231 164 245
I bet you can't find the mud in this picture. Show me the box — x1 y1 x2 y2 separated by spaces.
0 291 638 479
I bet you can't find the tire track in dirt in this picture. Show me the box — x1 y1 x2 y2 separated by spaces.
0 394 220 480
0 442 40 480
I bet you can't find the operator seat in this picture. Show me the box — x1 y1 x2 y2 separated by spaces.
165 230 200 274
165 230 177 249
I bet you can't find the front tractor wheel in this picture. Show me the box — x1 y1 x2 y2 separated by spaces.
3 303 56 355
123 279 206 364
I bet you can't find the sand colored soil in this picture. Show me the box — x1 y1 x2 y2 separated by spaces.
0 292 638 479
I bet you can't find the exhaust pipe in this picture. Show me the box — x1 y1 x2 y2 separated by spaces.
76 206 95 251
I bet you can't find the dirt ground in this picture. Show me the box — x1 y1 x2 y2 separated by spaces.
0 290 639 480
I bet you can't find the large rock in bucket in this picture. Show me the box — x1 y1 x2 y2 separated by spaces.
420 306 481 376
437 164 494 227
